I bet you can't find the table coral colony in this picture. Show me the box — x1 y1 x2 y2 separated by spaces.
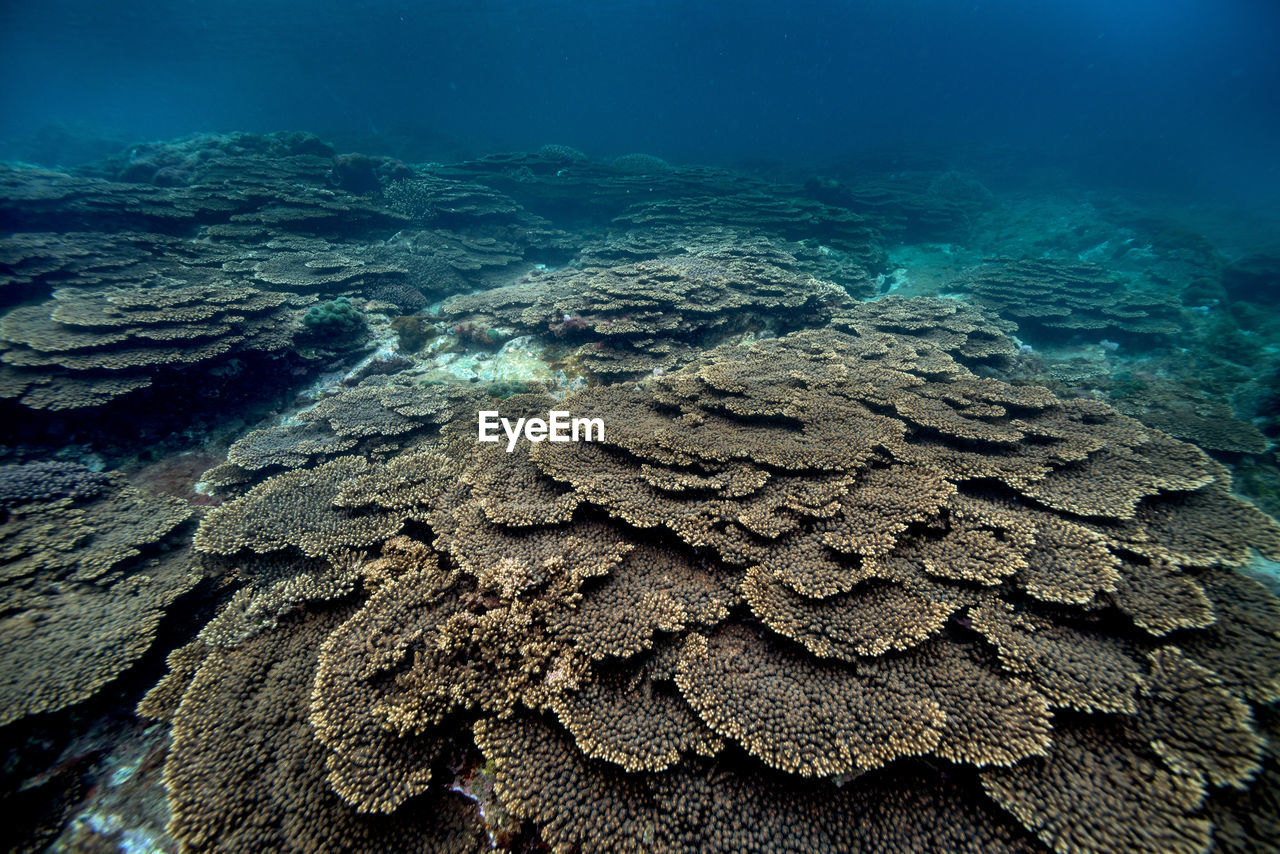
165 312 1280 854
0 135 1277 853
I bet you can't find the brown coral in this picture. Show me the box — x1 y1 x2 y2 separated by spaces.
193 456 406 560
1128 647 1264 789
741 566 960 659
0 281 310 409
549 651 722 773
1111 381 1270 456
954 257 1184 341
308 568 462 813
225 421 360 472
981 720 1211 854
0 469 195 725
440 246 850 379
969 601 1144 714
805 171 994 241
163 605 487 853
1108 557 1216 636
300 378 455 439
252 251 408 292
474 711 1040 854
829 295 1018 368
675 624 947 776
160 301 1280 854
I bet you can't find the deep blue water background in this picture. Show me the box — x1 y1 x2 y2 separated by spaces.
2 0 1279 201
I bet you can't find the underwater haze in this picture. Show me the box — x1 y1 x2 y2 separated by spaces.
3 0 1280 200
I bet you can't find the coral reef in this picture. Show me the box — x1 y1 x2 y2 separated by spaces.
4 135 1280 853
440 246 850 379
153 605 487 853
152 305 1280 853
805 170 995 240
381 175 524 226
0 460 114 506
252 252 408 294
442 151 886 275
610 152 673 173
205 379 470 497
575 226 881 299
302 296 368 344
0 281 311 410
954 258 1184 341
829 295 1018 368
611 193 883 264
0 465 196 725
0 134 407 236
390 315 432 354
0 134 564 427
1110 379 1269 455
537 144 588 164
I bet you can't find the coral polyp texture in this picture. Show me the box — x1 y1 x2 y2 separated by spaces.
150 302 1280 854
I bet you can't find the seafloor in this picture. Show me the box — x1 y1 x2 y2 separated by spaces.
1 132 1278 853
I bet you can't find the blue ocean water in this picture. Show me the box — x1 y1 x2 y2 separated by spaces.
3 0 1279 201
